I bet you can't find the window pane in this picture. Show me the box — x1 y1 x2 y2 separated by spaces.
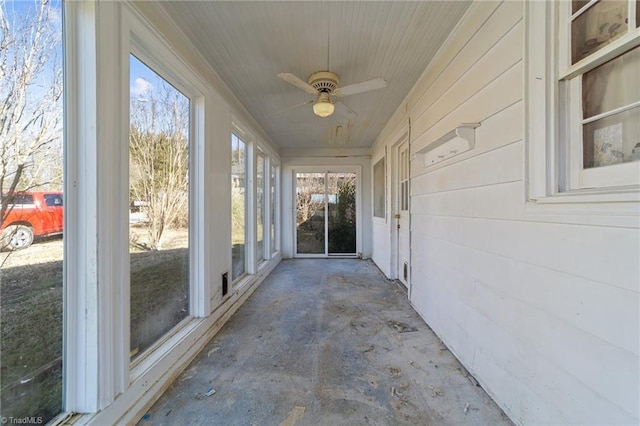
327 173 357 254
572 1 628 64
296 173 325 254
583 106 640 168
583 46 640 118
270 165 276 254
256 154 265 262
373 158 385 218
231 134 246 280
129 55 189 359
1 0 64 421
572 0 590 14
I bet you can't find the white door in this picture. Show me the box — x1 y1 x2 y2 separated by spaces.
396 141 410 287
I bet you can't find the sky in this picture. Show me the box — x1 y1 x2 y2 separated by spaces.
2 0 174 101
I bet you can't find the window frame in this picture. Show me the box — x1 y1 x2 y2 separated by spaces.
127 22 208 375
64 0 210 414
230 126 250 283
269 161 281 256
525 0 640 206
255 149 267 263
372 155 386 219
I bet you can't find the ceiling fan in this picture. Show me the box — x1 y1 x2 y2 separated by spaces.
277 71 387 118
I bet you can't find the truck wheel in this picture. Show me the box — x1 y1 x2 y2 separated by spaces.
2 225 34 251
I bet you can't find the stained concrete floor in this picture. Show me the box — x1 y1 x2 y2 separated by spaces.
140 259 513 425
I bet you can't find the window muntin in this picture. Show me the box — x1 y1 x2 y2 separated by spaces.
571 0 629 64
572 0 591 14
129 54 190 359
400 147 409 211
231 133 247 281
581 46 640 168
560 0 640 189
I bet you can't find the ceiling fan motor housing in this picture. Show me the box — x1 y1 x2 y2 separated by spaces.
309 71 339 93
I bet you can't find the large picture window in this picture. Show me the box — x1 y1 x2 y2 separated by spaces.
0 0 64 421
270 164 278 255
129 54 190 359
231 134 247 281
256 152 265 262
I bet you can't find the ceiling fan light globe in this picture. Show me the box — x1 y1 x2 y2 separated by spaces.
313 101 334 117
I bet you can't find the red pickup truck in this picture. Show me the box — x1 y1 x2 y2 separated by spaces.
1 191 64 251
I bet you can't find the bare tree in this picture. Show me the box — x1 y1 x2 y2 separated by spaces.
0 0 62 252
0 0 63 195
129 80 189 250
296 173 326 226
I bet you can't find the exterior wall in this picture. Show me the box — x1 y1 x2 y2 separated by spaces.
281 149 372 259
371 1 639 425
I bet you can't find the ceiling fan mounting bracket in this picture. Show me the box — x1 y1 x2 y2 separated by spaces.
309 71 339 93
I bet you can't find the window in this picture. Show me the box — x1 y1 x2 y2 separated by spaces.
564 1 640 190
44 194 63 206
0 0 64 421
400 147 409 211
231 133 247 281
270 163 278 255
256 152 265 262
373 157 386 218
129 54 190 359
526 0 640 201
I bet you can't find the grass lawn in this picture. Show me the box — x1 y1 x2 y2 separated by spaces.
0 228 188 422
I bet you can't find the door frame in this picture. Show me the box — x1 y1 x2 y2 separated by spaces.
292 165 362 258
390 130 410 287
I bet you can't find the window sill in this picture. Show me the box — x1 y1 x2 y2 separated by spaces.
529 186 640 205
526 187 640 228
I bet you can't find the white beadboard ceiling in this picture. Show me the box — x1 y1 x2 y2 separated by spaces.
158 1 471 150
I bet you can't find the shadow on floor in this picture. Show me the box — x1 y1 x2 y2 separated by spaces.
140 259 513 426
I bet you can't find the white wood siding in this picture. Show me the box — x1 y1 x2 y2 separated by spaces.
371 1 640 424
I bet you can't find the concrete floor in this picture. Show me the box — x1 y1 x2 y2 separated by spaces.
140 259 513 426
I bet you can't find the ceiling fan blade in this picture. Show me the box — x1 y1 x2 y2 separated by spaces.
334 78 387 97
271 99 315 116
277 73 318 95
335 100 358 116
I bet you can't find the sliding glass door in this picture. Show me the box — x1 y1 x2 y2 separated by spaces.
295 171 357 256
295 173 325 254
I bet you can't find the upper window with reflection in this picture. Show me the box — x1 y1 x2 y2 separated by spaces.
129 54 190 359
231 133 247 281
